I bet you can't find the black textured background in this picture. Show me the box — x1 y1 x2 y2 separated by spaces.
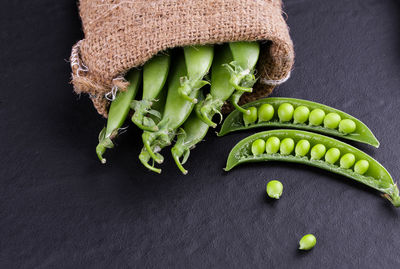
1 0 400 268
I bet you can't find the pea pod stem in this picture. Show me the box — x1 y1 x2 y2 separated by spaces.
96 69 141 164
178 45 214 104
225 129 400 207
131 54 170 132
219 97 380 148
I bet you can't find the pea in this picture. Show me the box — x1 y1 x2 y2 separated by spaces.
266 137 280 154
310 144 326 160
324 113 341 129
243 107 257 126
295 140 311 157
309 108 325 126
266 180 283 199
299 234 317 250
251 139 266 156
278 103 294 122
258 104 274 123
354 160 369 175
325 148 341 164
280 138 295 155
339 119 356 134
293 106 310 124
340 153 356 169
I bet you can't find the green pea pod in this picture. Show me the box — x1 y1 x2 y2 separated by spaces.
141 51 199 168
196 45 234 128
96 69 141 164
225 129 400 207
171 105 210 175
218 97 380 148
225 42 260 114
131 54 170 131
178 45 214 103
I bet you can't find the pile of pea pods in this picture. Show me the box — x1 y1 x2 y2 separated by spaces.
95 41 400 207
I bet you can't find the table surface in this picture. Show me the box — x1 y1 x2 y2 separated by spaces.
1 0 400 268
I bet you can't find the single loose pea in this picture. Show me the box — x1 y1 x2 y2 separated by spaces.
324 113 341 129
266 180 283 199
278 103 294 122
325 148 341 164
295 140 311 157
266 137 280 154
280 138 295 155
340 153 356 169
339 119 356 134
299 234 317 250
293 106 310 124
309 108 325 126
310 144 326 160
354 160 369 175
251 139 266 156
243 107 257 126
258 104 274 123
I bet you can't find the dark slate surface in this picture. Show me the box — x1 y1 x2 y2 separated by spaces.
1 0 400 268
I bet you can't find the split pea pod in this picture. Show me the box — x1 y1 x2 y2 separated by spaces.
131 54 170 131
171 93 210 174
219 97 379 148
196 44 235 128
141 51 199 169
225 129 400 207
225 42 260 114
96 69 141 164
178 45 214 104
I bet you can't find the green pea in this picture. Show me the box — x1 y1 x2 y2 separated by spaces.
266 180 283 199
295 140 311 157
258 104 274 123
310 144 326 160
251 139 266 156
324 113 341 129
243 107 257 126
280 138 295 155
266 137 280 154
309 108 325 126
278 103 294 122
339 119 356 134
325 148 341 164
299 234 317 250
293 106 310 124
340 153 356 169
354 160 369 175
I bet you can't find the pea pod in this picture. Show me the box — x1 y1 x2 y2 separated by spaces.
141 51 199 169
178 45 214 104
196 45 235 128
225 129 400 207
219 97 379 148
225 42 260 114
131 54 170 131
96 69 141 164
171 101 210 175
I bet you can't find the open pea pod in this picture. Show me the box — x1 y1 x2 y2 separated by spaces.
225 129 400 207
219 97 379 148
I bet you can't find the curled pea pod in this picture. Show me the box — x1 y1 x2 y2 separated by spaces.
96 69 141 164
225 129 400 207
171 105 210 175
178 45 214 104
131 54 170 131
197 44 235 128
218 97 380 148
141 51 199 171
225 42 260 114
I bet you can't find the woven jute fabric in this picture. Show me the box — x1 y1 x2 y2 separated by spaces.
70 0 294 117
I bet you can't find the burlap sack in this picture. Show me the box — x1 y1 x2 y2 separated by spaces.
70 0 294 117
